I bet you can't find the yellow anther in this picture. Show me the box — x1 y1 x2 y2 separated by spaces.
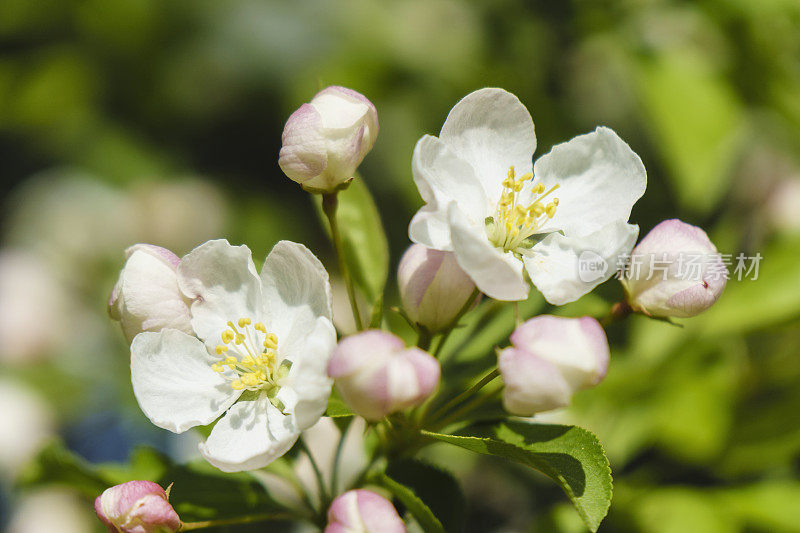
264 333 278 349
241 355 255 366
520 172 533 181
221 330 234 344
533 182 545 194
254 322 266 333
215 345 228 355
211 363 223 373
235 334 244 345
241 373 259 387
546 203 557 218
507 166 515 179
224 356 238 366
552 198 559 206
231 380 245 390
502 177 514 188
238 318 251 327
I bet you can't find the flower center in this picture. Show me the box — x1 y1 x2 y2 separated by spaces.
211 318 290 395
486 166 559 253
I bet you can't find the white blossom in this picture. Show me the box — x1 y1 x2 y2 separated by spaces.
130 239 336 472
409 88 646 303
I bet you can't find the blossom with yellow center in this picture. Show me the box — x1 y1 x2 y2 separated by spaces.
409 87 647 304
130 239 336 473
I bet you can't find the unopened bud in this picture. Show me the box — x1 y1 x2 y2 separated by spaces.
94 480 181 533
325 489 405 533
397 244 476 333
327 330 439 421
620 219 726 318
109 244 193 343
279 86 379 193
498 315 609 416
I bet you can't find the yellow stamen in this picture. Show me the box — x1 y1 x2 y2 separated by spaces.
488 166 561 252
212 317 283 392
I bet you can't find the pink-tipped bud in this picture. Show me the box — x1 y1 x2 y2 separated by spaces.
327 330 440 421
109 244 193 343
498 315 609 416
279 86 379 193
397 244 476 333
325 489 405 533
94 481 181 533
620 219 726 318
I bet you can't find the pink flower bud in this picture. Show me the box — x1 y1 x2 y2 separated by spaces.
94 481 181 533
325 490 405 533
397 244 476 333
279 86 379 193
620 219 726 318
109 244 193 343
327 330 440 421
498 315 609 416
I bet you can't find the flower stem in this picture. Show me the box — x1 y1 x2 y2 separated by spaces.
431 288 480 359
322 192 364 330
417 327 433 350
298 439 330 508
425 367 500 426
180 513 294 530
330 427 348 495
600 300 632 327
431 386 502 431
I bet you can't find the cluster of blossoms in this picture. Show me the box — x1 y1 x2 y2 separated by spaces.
102 86 725 531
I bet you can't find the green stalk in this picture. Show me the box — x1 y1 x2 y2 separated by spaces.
425 367 500 426
298 439 330 508
322 192 364 330
431 386 502 431
430 288 480 358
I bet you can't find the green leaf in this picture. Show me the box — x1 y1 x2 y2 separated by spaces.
315 178 389 309
378 472 445 533
326 392 355 418
385 459 466 533
18 440 115 498
423 421 612 532
162 459 283 522
18 441 285 522
97 446 171 485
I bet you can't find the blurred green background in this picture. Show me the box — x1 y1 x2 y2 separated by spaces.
1 0 800 531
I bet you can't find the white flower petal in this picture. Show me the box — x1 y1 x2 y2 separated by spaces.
533 127 646 237
447 204 528 301
260 241 332 354
439 88 536 203
178 239 263 350
408 209 453 251
200 395 298 472
524 221 639 305
276 317 336 431
131 329 239 434
410 135 489 244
